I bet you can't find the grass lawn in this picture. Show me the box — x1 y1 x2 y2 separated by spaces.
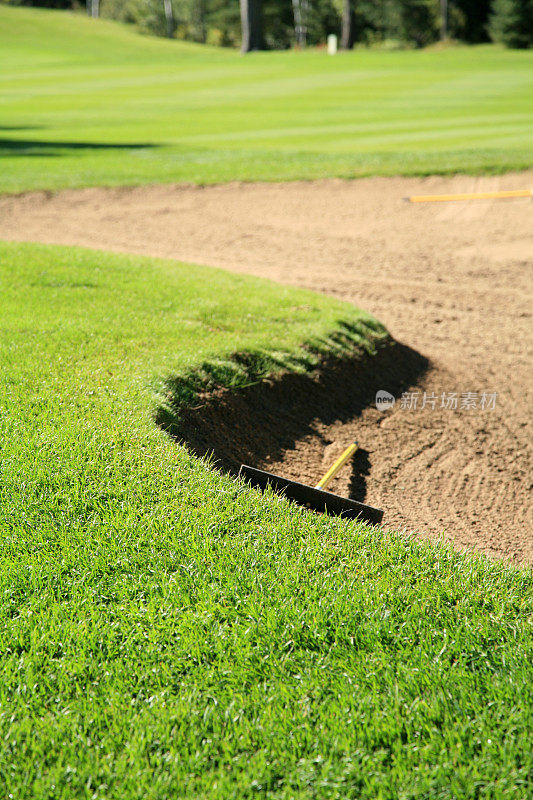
0 240 532 798
1 6 532 193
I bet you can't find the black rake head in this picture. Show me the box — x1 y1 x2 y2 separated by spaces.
239 464 383 526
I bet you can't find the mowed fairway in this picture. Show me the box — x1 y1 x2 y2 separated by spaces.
1 5 533 193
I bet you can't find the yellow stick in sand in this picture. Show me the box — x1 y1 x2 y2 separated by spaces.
315 441 358 491
406 189 532 203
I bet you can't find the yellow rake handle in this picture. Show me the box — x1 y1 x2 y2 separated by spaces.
407 189 532 203
315 441 358 491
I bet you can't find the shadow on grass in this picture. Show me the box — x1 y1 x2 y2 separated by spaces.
157 334 429 504
0 125 45 131
0 138 157 157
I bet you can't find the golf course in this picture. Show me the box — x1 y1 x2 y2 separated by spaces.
1 5 533 193
0 6 532 798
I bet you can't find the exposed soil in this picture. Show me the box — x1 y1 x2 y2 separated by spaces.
1 173 531 562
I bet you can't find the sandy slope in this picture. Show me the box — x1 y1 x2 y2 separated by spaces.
1 173 532 561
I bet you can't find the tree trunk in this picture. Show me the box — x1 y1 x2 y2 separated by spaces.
292 0 308 47
163 0 174 38
440 0 448 40
341 0 354 49
240 0 265 52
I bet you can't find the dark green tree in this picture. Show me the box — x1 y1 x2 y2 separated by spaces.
490 0 533 48
397 0 439 47
451 0 491 42
4 0 81 6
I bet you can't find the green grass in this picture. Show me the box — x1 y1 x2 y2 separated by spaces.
1 240 532 798
1 6 532 193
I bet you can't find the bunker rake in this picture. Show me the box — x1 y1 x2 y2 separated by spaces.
239 441 384 526
405 188 532 203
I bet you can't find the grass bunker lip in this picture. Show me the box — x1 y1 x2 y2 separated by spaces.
157 338 428 520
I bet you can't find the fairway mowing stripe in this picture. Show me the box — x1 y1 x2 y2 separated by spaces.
406 189 532 203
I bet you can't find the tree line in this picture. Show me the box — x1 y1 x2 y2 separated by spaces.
5 0 533 49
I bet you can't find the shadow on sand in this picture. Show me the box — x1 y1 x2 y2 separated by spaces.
157 338 429 504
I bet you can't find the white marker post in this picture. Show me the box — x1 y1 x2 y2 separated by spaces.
327 34 338 55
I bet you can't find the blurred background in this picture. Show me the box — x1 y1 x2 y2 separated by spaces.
2 0 531 51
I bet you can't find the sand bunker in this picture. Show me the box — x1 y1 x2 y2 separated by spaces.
1 173 531 561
